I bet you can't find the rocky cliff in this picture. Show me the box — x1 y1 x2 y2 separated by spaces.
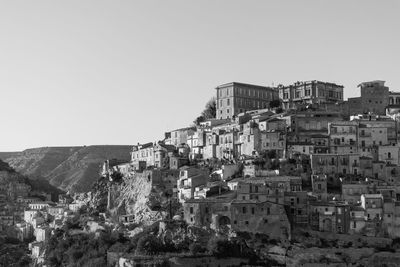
88 171 171 226
0 145 132 193
111 172 165 224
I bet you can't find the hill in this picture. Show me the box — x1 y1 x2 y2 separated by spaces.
0 145 132 193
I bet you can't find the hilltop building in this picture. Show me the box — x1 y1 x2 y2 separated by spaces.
348 81 389 115
215 82 278 120
278 80 344 110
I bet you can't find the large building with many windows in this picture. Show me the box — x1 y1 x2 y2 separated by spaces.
215 82 278 120
348 80 390 115
278 80 344 110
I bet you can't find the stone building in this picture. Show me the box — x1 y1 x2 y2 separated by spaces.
348 80 389 115
130 142 176 169
279 80 344 110
309 201 350 234
341 181 369 205
183 198 291 240
349 206 366 234
284 191 309 227
186 130 205 160
167 127 196 147
378 145 400 166
388 91 400 105
239 120 261 157
215 82 278 120
236 176 302 205
284 110 342 156
328 121 358 154
310 153 360 184
361 194 383 221
177 167 209 203
382 200 400 238
311 174 328 202
230 200 290 239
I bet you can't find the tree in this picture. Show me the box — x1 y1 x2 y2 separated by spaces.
269 99 281 109
189 243 205 256
135 235 162 255
207 236 232 257
194 98 217 125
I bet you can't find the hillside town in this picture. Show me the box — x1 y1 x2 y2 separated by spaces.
4 80 400 266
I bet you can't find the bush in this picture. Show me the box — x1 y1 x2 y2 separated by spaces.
127 223 140 231
136 235 163 255
189 243 205 256
207 237 233 257
108 242 130 253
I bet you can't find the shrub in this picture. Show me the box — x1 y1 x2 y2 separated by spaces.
189 243 205 256
207 236 232 257
136 235 163 255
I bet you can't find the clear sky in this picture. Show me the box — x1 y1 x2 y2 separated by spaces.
0 0 399 151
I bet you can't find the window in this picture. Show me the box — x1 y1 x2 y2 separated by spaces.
267 207 270 215
190 207 193 214
251 207 255 214
205 207 209 213
242 207 247 214
227 109 229 114
227 99 230 106
245 221 249 225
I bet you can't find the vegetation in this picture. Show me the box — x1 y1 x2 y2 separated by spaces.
194 98 217 125
0 236 31 266
45 221 129 267
269 99 281 109
207 236 257 259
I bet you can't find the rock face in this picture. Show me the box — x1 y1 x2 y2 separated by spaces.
109 172 166 225
0 146 132 193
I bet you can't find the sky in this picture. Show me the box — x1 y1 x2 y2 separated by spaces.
0 0 399 151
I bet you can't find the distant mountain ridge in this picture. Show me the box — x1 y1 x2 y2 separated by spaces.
0 145 132 193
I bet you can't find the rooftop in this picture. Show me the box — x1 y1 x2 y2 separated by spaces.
358 80 386 87
216 82 276 90
362 194 383 198
279 80 344 88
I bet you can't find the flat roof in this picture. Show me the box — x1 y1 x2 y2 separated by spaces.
358 80 385 87
215 82 275 90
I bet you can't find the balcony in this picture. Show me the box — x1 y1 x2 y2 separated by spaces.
360 132 372 137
